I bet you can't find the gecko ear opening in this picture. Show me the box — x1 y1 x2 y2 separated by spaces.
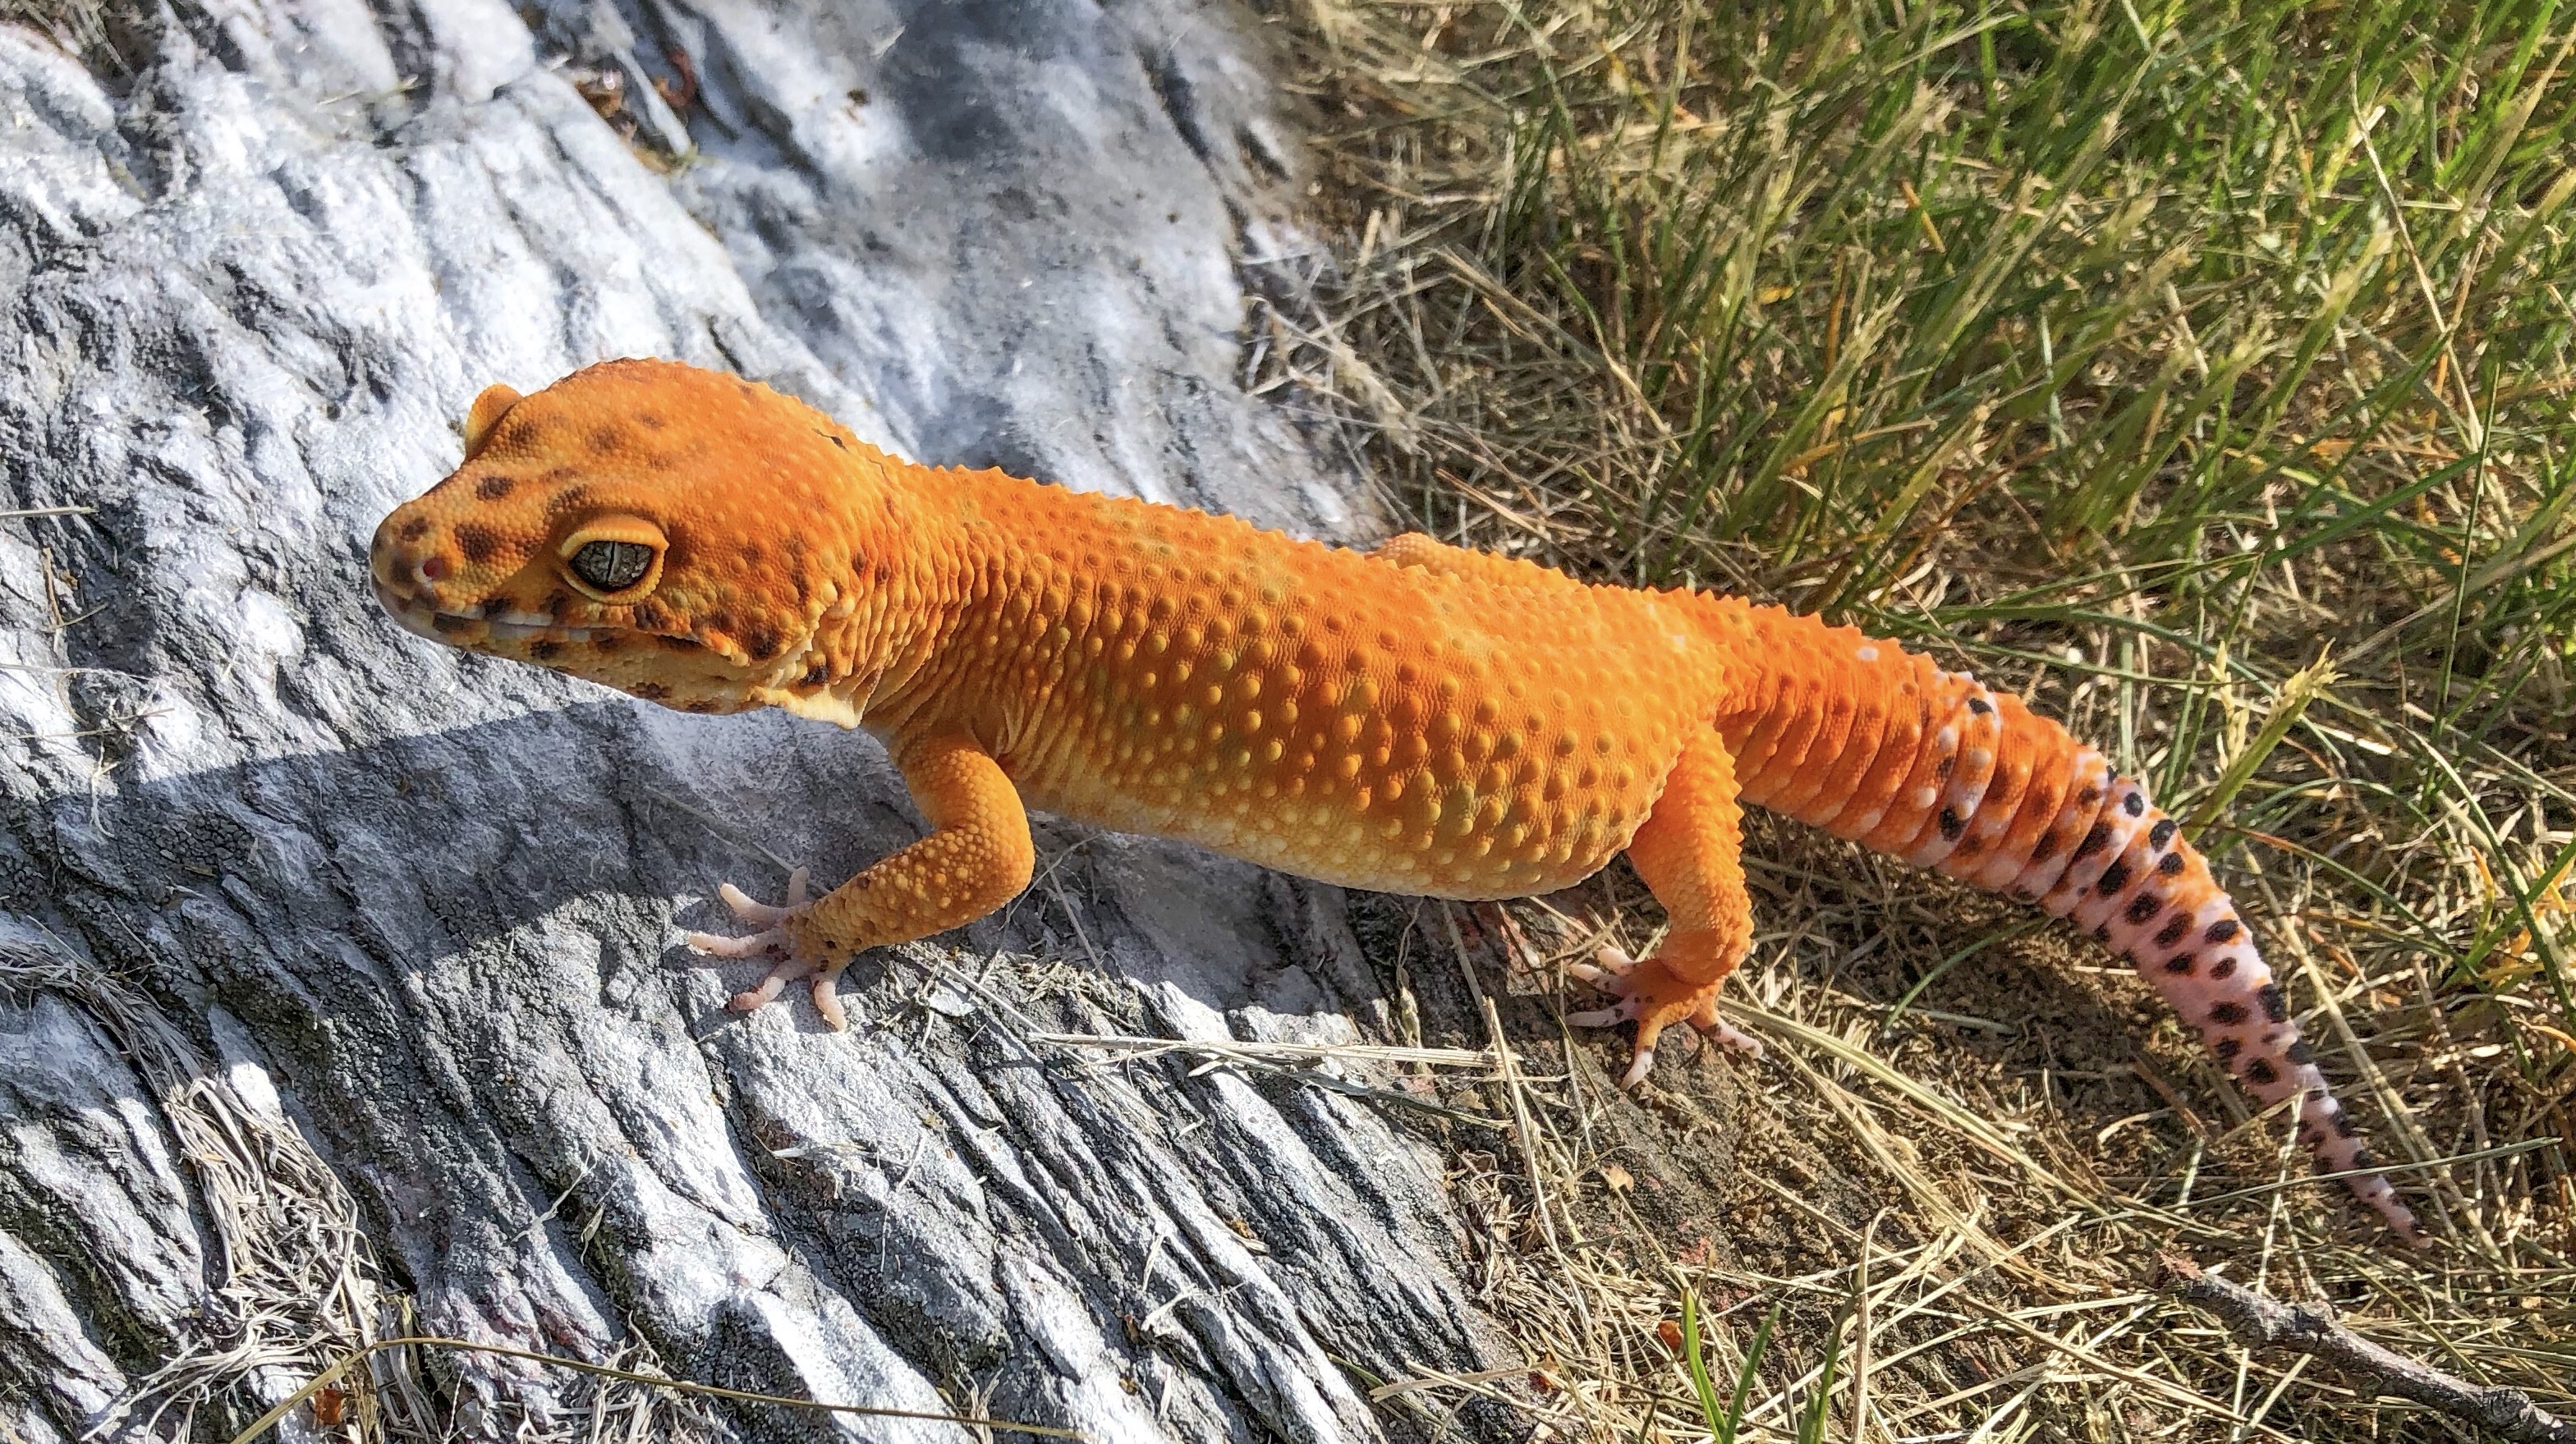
558 515 668 600
461 383 526 460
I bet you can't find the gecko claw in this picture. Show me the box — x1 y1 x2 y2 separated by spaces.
683 868 847 1027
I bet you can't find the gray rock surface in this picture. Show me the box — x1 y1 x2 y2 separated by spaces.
0 2 1513 1438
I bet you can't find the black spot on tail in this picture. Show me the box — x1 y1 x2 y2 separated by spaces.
2209 1001 2248 1025
2154 915 2190 947
2123 791 2145 816
1938 808 1963 839
2285 1040 2315 1065
2073 823 2111 860
2156 851 2185 876
2205 919 2240 943
2125 894 2162 924
2332 1112 2361 1138
2163 953 2195 974
2147 818 2176 849
2257 984 2289 1023
2031 831 2062 863
1967 696 1992 715
2244 1057 2277 1085
2209 956 2237 979
2096 860 2131 893
2214 1038 2243 1062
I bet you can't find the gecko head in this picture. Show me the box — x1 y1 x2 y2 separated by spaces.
370 357 906 723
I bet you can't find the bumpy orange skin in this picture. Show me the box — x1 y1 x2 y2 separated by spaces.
372 358 2418 1240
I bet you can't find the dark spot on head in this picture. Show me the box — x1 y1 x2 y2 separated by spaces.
2245 1057 2278 1085
2333 1112 2362 1138
2096 860 2131 893
589 424 626 454
2209 1001 2248 1025
637 410 667 430
2209 956 2238 979
401 516 432 541
528 640 560 662
2205 919 2240 944
2285 1040 2315 1065
592 632 622 652
631 681 672 700
2073 823 2111 860
738 541 765 567
632 600 673 631
2164 953 2195 974
2214 1038 2243 1061
1966 696 1992 715
744 625 782 659
2123 791 2145 817
1937 808 1963 840
542 591 571 615
2148 818 2177 850
685 699 718 713
2031 831 2062 863
431 612 473 635
2257 984 2289 1023
456 523 501 564
801 663 828 686
2126 894 2162 924
2155 915 2191 947
2157 851 2186 876
475 473 517 500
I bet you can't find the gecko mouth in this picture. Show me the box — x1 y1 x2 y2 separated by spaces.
372 578 604 645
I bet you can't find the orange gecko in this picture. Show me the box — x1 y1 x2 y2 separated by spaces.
371 358 2418 1240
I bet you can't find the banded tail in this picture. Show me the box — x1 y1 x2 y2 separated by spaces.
1714 603 2418 1240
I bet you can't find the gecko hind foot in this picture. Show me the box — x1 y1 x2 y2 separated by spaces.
1567 943 1763 1087
680 868 852 1029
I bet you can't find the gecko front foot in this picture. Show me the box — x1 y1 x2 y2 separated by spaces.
681 867 854 1030
1566 943 1762 1087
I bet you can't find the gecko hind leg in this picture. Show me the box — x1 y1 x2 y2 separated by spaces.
1566 731 1761 1087
682 867 854 1029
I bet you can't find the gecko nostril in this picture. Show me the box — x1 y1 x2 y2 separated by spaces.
420 555 450 582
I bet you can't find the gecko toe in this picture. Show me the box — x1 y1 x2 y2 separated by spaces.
719 881 798 925
686 925 786 959
1619 1047 1657 1089
1692 1017 1766 1058
810 972 850 1031
1564 1003 1635 1028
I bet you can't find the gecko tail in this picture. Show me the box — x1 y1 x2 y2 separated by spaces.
1715 603 2420 1242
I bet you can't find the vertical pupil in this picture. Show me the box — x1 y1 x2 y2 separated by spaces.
578 540 650 589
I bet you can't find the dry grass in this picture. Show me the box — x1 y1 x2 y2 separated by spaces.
1267 1 2576 1438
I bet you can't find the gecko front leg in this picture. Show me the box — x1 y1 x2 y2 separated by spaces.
684 731 1036 1029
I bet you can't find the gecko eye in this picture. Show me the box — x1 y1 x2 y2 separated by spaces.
558 516 668 599
572 540 653 592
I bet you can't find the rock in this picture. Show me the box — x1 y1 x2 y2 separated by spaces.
0 2 1511 1439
